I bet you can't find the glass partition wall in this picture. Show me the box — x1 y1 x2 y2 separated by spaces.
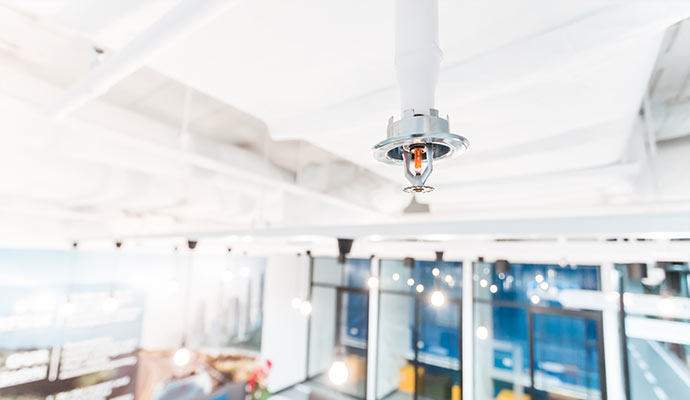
305 256 629 400
307 257 371 399
617 262 690 400
376 259 463 400
473 261 606 400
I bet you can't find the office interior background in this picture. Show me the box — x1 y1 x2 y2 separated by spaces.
0 0 689 399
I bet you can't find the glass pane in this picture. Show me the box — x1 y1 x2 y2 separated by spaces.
532 313 601 399
616 262 690 298
308 286 337 377
312 257 343 286
627 337 690 400
418 299 460 400
309 289 368 399
376 293 415 400
475 262 600 307
312 257 370 289
474 302 530 400
413 260 462 300
618 262 690 399
380 259 413 292
345 258 372 289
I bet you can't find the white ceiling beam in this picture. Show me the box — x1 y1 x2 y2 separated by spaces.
44 0 240 119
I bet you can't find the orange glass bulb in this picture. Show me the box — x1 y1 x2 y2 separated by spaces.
414 147 423 170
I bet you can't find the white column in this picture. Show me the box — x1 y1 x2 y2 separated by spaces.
600 263 625 400
261 255 310 392
462 257 474 400
367 256 380 400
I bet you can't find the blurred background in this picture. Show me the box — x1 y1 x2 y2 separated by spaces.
0 0 689 399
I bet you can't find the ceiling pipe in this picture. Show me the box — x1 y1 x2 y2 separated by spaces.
44 0 239 120
395 0 442 113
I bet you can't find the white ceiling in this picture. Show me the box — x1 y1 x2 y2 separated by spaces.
0 0 689 244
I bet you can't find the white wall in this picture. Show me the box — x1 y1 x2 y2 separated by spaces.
261 254 310 392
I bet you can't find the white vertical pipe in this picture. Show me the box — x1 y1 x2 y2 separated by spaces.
367 256 380 399
46 0 239 119
601 263 626 399
395 0 442 113
462 256 475 400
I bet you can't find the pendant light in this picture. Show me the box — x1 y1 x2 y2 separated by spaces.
61 242 79 316
167 246 181 293
102 241 122 312
430 251 445 307
328 350 349 385
174 239 197 366
222 247 235 283
294 251 312 315
328 311 349 385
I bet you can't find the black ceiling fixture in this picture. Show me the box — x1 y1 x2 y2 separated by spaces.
627 263 647 280
337 238 354 264
495 259 511 274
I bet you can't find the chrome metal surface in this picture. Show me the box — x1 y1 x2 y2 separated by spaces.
372 108 469 165
402 142 434 189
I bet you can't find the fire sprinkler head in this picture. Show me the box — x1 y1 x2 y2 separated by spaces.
372 108 469 192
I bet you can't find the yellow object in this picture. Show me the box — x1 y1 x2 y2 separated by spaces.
345 354 366 381
452 385 461 400
398 364 424 393
496 389 530 400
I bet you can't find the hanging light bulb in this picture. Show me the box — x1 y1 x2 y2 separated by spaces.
367 276 379 289
104 241 123 312
328 360 349 385
299 301 313 315
392 273 400 281
102 295 119 312
406 278 415 287
173 347 192 366
432 267 440 277
415 283 425 293
476 325 489 340
430 290 445 307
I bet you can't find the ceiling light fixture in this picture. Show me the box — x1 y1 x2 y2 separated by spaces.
372 0 468 192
